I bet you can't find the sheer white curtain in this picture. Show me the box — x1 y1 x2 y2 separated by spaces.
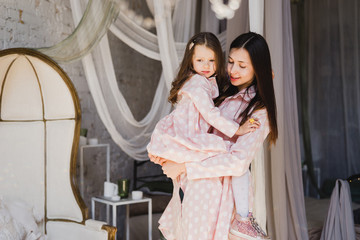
67 0 189 160
265 0 308 238
65 0 198 160
320 180 356 240
38 0 119 63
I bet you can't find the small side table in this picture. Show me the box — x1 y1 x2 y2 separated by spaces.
91 196 152 240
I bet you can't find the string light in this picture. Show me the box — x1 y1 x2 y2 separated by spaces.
209 0 241 19
119 0 156 30
118 0 241 27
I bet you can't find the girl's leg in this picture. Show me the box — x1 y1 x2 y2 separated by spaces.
232 171 249 217
230 172 269 239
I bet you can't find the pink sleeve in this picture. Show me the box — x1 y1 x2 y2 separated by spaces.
181 75 239 137
185 110 269 180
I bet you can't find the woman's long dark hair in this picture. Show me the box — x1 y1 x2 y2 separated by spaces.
168 32 228 104
215 32 278 144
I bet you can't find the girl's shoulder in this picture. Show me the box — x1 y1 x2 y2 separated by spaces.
182 74 213 90
187 73 209 84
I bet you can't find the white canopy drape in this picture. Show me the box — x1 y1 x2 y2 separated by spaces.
64 0 194 160
265 0 308 239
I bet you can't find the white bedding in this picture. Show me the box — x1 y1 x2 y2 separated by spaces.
0 197 46 240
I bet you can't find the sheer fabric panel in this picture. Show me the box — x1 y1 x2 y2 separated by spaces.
304 0 360 184
67 0 196 160
38 0 120 63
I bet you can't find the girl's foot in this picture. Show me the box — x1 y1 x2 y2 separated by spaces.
229 213 270 240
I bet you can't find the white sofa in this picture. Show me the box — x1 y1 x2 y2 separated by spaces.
0 48 116 240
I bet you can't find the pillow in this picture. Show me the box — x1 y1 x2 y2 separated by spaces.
0 198 23 239
0 197 46 240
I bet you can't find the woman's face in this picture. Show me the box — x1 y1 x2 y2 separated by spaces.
227 48 255 90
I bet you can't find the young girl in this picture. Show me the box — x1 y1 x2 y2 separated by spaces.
147 32 259 165
159 32 277 240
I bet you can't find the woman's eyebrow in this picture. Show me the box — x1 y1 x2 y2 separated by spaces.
236 59 248 64
229 57 247 64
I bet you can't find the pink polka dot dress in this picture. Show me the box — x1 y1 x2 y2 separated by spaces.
147 74 239 163
157 86 270 240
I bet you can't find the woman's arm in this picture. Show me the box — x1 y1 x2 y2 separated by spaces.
181 74 239 137
162 161 186 179
149 154 185 179
185 110 269 180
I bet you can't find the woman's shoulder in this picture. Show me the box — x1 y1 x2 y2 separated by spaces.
253 108 267 115
251 108 269 124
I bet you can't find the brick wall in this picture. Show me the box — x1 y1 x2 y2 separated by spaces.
0 0 165 225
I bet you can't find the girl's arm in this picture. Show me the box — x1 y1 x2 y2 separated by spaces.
181 74 239 138
185 110 269 180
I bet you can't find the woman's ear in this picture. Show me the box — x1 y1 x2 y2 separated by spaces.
272 70 275 79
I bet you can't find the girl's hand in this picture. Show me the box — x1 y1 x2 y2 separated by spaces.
235 118 260 136
162 161 186 179
149 154 168 166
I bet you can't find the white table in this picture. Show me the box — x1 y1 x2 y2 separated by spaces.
91 196 152 240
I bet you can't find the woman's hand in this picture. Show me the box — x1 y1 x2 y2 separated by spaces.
149 154 168 166
162 161 186 179
235 118 260 136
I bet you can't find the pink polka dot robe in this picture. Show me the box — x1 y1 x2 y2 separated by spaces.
147 74 240 163
155 86 270 240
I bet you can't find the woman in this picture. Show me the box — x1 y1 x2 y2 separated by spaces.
159 32 278 240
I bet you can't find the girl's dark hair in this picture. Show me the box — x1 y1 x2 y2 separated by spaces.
168 32 227 104
215 32 278 144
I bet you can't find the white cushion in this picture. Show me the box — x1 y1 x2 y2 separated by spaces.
1 56 43 120
0 197 45 240
0 122 45 215
46 221 109 240
0 198 23 240
27 56 76 120
0 54 17 91
46 120 82 221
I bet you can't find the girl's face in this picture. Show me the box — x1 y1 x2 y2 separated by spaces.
192 45 216 78
227 48 255 90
